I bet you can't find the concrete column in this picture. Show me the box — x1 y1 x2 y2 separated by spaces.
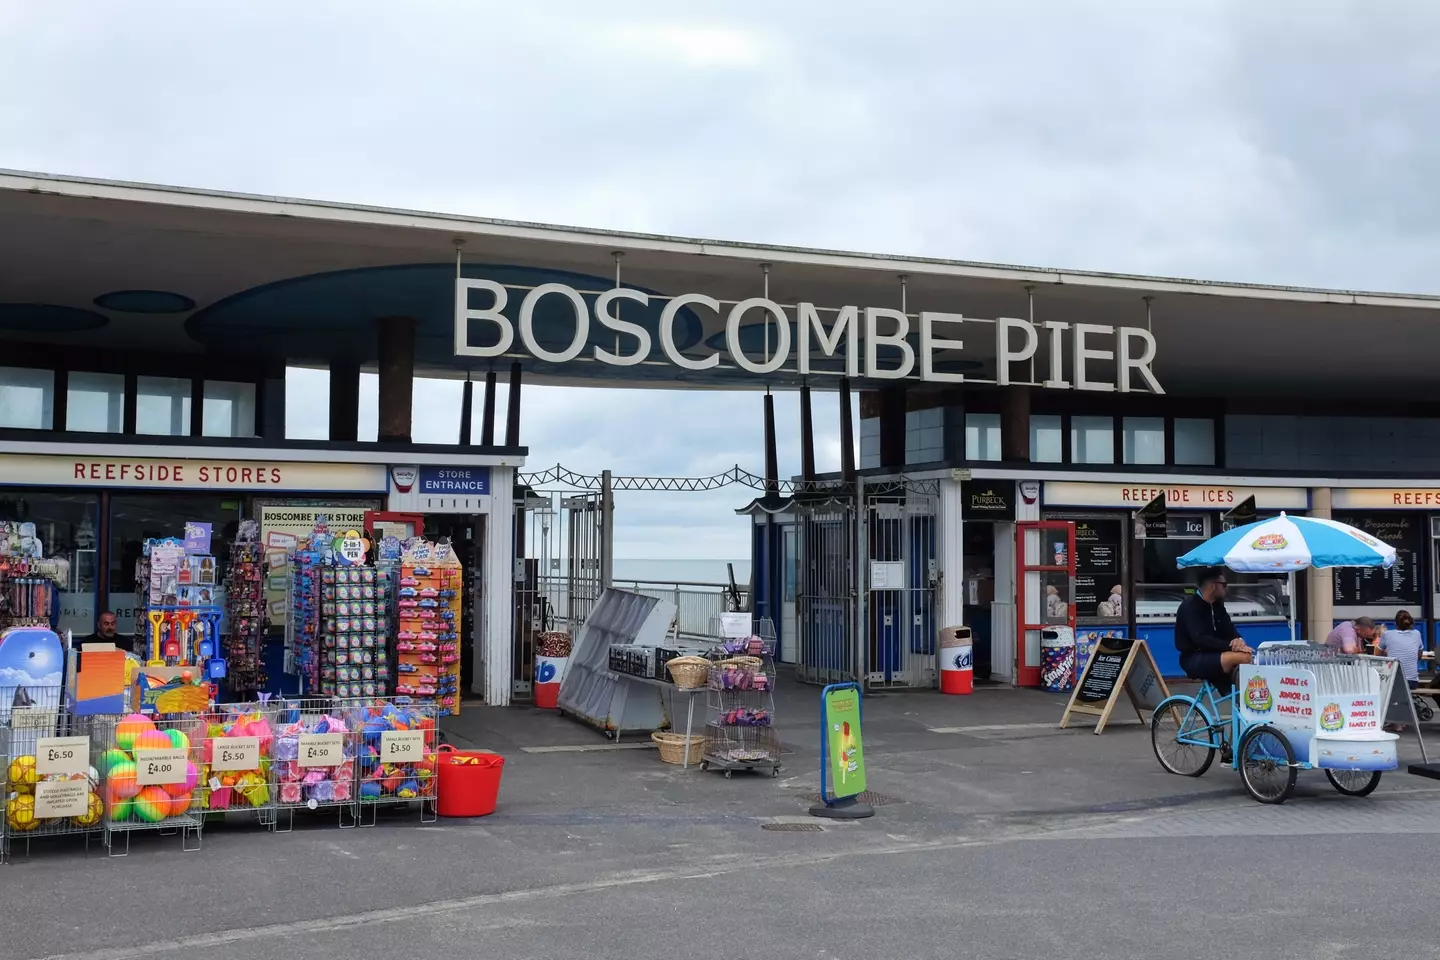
482 465 516 705
328 358 360 442
939 477 965 630
1307 487 1333 642
376 316 416 443
878 387 906 468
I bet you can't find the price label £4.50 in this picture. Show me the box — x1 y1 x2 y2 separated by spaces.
298 733 345 768
135 748 190 786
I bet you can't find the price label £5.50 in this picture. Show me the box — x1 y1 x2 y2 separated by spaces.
211 737 260 772
36 736 90 777
135 748 190 786
298 733 345 768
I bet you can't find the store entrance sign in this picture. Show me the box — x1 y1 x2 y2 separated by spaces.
455 279 1165 393
1043 482 1307 511
0 455 386 492
418 466 491 495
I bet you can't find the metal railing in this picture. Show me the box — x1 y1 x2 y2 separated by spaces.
535 576 746 641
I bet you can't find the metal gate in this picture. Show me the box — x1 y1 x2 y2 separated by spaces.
795 493 857 686
512 486 611 699
865 482 939 688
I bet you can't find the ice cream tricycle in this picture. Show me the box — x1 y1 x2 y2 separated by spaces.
1151 642 1398 804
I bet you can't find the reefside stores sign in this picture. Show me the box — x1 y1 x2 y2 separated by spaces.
453 279 1165 393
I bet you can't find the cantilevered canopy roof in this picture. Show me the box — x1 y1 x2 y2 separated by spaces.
2 169 1439 397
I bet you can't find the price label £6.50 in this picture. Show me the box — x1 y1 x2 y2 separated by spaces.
297 733 345 768
36 736 90 777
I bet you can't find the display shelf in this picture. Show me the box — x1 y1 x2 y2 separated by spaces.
699 623 782 779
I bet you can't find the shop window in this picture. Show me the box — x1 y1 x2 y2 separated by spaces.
0 491 100 636
0 366 54 429
109 494 242 636
1137 515 1211 622
1030 415 1062 463
1122 417 1165 465
1174 418 1216 466
136 376 192 436
203 381 257 438
1070 416 1114 464
66 372 124 433
965 413 1001 461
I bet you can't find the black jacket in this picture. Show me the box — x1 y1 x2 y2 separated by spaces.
1174 593 1236 655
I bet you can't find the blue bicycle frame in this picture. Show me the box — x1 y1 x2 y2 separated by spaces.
1172 682 1242 767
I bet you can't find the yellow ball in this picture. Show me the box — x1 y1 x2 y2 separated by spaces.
71 791 104 827
6 793 38 831
8 755 38 793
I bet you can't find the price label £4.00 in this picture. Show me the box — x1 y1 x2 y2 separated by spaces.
211 737 260 772
36 736 90 777
135 748 189 786
298 733 345 768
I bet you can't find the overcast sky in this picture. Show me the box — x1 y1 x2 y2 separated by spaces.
3 1 1435 565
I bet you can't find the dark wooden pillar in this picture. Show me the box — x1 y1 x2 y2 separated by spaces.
459 376 474 446
763 392 779 495
480 369 497 446
799 384 817 483
504 361 522 447
376 316 416 443
878 386 906 469
1001 387 1031 462
329 358 361 442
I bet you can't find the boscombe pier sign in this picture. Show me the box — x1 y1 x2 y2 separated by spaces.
453 278 1164 393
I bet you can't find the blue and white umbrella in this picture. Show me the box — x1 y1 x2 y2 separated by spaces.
1177 512 1395 642
1177 512 1396 572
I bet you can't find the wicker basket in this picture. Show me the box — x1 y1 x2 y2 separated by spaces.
651 730 707 764
716 656 763 671
666 656 712 689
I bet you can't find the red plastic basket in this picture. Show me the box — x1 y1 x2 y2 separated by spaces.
435 744 505 817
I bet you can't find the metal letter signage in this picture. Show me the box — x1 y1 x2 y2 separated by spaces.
453 279 1164 393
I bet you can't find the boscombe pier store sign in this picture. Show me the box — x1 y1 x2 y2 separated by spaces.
454 278 1164 393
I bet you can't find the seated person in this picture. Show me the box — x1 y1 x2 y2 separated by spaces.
1377 610 1423 690
1175 568 1254 697
1325 616 1377 655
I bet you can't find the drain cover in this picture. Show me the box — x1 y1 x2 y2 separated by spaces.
762 822 825 832
807 791 901 806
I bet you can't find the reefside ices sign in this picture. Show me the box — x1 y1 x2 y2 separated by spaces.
453 279 1164 393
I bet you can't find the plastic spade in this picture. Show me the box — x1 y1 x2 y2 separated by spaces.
147 610 166 665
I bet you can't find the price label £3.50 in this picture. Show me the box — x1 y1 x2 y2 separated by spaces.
36 736 90 777
135 748 189 786
298 733 345 768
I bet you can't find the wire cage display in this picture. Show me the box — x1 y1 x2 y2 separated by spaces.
195 701 276 827
270 697 359 831
96 713 206 857
348 697 438 826
3 715 109 862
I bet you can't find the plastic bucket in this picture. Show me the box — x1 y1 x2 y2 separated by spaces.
436 744 505 817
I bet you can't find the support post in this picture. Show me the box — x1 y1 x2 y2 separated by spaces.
459 375 474 446
839 377 856 482
1307 487 1333 643
600 469 615 590
504 361 522 447
483 466 516 705
376 315 416 443
481 368 497 446
328 358 360 442
878 387 906 469
763 392 779 495
800 384 817 483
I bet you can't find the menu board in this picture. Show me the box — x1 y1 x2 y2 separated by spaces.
1333 513 1422 607
1074 519 1123 618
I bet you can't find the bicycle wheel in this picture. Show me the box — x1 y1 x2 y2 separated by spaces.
1239 725 1296 804
1151 696 1216 777
1326 769 1382 797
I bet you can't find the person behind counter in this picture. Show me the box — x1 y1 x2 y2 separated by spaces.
1324 616 1377 655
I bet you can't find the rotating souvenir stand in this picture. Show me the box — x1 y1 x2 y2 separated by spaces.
320 564 390 700
0 561 60 632
289 549 323 694
396 552 461 717
700 623 782 779
224 522 266 696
